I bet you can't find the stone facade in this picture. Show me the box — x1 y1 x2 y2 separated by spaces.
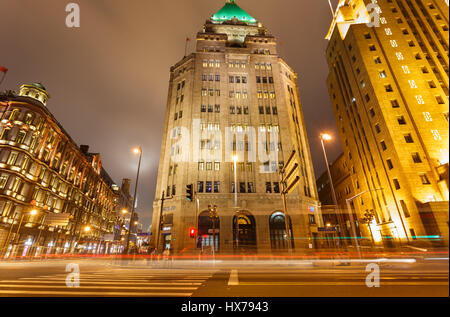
325 0 449 247
0 84 118 257
151 1 321 254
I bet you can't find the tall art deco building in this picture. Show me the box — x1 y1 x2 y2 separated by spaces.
151 0 321 254
325 0 449 247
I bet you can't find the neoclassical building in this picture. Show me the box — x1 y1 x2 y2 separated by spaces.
0 83 118 257
151 0 321 254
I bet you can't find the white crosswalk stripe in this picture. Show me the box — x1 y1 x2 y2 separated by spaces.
0 269 214 297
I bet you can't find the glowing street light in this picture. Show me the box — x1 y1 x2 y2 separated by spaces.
232 155 238 209
319 132 346 249
124 146 143 254
84 226 91 232
121 209 128 215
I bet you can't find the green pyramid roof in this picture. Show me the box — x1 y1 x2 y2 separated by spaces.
211 0 257 24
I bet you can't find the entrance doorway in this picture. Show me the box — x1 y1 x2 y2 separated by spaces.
233 213 257 252
269 211 288 250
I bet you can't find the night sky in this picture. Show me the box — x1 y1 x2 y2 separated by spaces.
0 0 343 229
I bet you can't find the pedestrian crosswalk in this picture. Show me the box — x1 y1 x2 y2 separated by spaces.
0 269 214 297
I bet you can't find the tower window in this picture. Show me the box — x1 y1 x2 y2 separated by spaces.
412 152 422 163
387 159 394 169
391 100 400 108
404 134 414 143
400 200 411 218
420 174 431 185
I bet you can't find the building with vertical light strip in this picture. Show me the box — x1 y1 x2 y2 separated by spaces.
151 0 321 254
325 0 449 247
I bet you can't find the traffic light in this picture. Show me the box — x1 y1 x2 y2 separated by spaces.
186 184 193 201
189 227 197 238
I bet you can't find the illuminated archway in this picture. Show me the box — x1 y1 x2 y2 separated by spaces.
269 211 289 250
233 212 257 251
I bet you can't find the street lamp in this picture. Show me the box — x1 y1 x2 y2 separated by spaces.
320 133 346 248
232 155 239 250
232 155 238 209
124 146 142 254
208 205 219 257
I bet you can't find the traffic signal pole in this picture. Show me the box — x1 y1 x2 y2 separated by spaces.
155 191 165 255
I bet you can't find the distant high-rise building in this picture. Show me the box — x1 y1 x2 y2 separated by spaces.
325 0 449 247
151 0 321 254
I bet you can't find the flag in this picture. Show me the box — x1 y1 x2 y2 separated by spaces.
0 66 7 73
186 37 191 42
279 41 283 47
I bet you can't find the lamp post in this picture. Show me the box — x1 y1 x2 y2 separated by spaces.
208 205 218 257
155 191 165 254
232 155 238 208
83 226 91 254
232 155 239 250
320 133 346 248
124 146 142 255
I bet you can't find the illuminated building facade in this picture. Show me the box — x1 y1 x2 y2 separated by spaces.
0 84 118 257
325 0 449 247
151 0 321 254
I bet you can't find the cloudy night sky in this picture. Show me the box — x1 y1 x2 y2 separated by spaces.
0 0 343 229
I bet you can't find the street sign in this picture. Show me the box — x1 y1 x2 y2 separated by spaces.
103 234 115 241
280 150 300 194
44 213 71 226
318 227 337 232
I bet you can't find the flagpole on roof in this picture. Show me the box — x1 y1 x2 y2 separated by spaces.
0 67 7 88
185 37 190 57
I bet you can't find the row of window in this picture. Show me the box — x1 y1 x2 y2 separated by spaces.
201 60 272 70
199 88 278 100
392 174 431 190
256 76 274 84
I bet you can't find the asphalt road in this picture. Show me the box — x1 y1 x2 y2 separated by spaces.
0 256 447 297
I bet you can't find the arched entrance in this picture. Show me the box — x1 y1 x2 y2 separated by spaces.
269 211 288 250
233 212 257 252
198 211 220 252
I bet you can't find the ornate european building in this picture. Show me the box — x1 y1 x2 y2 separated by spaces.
325 0 449 247
0 83 118 257
151 0 321 254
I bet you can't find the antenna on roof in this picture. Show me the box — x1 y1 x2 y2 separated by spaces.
328 0 335 16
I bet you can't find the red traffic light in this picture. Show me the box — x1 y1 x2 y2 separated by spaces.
189 227 197 238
